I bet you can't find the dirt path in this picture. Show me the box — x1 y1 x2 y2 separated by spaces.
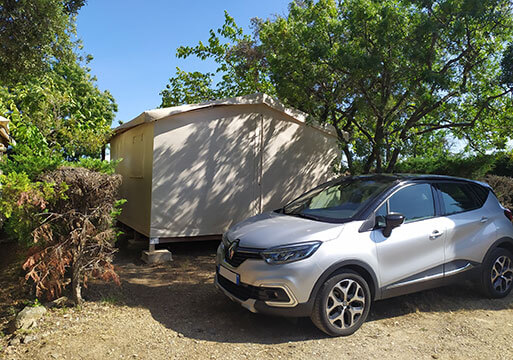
2 241 513 360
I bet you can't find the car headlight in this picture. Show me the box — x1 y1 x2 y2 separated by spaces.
261 241 322 265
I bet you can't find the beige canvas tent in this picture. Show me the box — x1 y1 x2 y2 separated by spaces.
110 93 339 245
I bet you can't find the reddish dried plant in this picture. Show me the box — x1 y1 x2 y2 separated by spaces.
22 167 123 304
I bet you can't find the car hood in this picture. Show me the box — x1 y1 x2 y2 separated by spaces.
226 211 345 249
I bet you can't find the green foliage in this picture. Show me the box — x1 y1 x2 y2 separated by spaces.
0 172 64 244
160 11 275 107
490 152 513 177
396 154 496 179
0 147 120 181
65 158 121 175
0 144 63 181
0 60 117 160
23 298 42 308
161 1 513 173
110 199 127 221
0 0 85 85
255 0 513 173
396 152 513 179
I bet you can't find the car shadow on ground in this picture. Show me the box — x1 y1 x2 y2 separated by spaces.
85 241 513 345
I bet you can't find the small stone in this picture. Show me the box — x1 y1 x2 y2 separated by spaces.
9 335 21 346
432 355 440 359
44 296 71 309
14 306 47 330
22 334 37 344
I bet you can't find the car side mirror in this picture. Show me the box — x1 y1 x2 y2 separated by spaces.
382 213 405 237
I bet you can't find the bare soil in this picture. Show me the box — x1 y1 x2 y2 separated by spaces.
1 241 513 360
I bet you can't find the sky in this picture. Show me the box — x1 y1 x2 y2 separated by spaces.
76 0 291 125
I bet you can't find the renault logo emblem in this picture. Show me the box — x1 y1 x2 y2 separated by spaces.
228 240 239 260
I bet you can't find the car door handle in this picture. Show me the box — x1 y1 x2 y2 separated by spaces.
480 217 489 223
429 230 444 240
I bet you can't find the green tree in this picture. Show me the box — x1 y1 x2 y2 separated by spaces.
164 1 513 174
0 59 117 162
160 11 274 107
0 0 86 85
257 0 513 173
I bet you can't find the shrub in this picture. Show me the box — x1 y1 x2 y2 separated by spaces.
490 153 513 177
395 152 513 179
481 175 513 210
0 172 64 244
0 144 63 181
64 157 120 175
22 167 122 304
395 154 496 179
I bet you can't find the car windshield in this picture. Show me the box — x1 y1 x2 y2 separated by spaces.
282 177 395 222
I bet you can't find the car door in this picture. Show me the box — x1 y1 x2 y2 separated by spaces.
372 183 446 290
434 182 497 271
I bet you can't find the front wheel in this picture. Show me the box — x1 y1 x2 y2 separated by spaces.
481 248 513 298
311 270 371 336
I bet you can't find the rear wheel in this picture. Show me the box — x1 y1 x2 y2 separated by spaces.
311 270 371 336
481 248 513 298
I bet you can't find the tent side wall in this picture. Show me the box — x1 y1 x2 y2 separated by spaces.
259 106 339 211
150 105 260 238
110 123 154 237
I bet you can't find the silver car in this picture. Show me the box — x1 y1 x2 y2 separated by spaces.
215 175 513 336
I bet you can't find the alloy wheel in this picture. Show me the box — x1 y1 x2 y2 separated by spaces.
491 255 513 294
325 279 366 329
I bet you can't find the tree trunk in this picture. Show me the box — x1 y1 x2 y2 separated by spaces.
342 144 353 174
386 147 401 173
71 264 82 305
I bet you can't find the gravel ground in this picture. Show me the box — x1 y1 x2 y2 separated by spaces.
1 241 513 360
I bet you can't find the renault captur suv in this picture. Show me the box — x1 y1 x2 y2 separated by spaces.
214 175 513 336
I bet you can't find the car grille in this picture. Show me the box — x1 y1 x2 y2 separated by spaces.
224 248 262 267
217 273 255 301
217 273 290 303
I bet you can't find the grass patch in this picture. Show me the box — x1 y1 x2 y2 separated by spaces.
100 295 123 306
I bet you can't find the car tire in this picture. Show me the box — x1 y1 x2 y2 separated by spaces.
311 270 371 336
480 247 513 299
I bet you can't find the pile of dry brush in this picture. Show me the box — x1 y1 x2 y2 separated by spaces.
22 167 122 304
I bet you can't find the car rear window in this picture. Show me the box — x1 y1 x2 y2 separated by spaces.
469 183 490 206
436 182 486 215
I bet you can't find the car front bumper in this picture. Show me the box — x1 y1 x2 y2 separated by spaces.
214 272 314 317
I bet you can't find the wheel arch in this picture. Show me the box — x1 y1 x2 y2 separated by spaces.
482 237 513 262
308 260 381 303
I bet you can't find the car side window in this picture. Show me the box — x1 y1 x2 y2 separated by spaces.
436 182 482 215
387 184 435 223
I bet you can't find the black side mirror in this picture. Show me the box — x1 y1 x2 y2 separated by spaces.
382 213 405 237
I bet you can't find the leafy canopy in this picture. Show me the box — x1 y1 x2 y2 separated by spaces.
160 11 275 107
162 0 513 174
0 0 86 85
0 59 117 163
257 0 513 173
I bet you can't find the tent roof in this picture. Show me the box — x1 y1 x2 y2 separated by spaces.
113 93 337 137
